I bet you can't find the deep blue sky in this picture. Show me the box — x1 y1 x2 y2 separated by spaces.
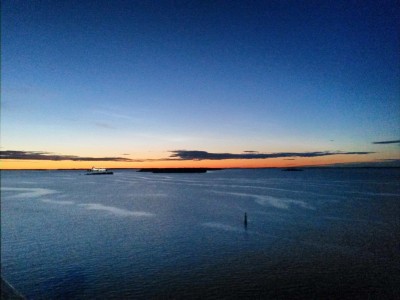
2 0 399 168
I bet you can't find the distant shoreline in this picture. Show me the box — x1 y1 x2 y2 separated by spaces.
1 167 399 171
137 168 223 173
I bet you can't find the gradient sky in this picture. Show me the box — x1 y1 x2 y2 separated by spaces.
1 0 399 169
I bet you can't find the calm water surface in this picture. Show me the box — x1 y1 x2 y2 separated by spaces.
1 169 399 299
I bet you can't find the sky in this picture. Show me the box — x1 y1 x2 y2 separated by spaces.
1 0 399 169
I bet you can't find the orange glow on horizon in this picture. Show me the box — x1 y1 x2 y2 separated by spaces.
0 154 381 170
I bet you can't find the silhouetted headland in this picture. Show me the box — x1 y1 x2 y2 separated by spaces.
138 168 223 173
282 168 303 171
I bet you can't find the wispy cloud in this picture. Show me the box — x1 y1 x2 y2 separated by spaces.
372 139 400 144
95 122 115 129
166 150 373 161
322 159 400 167
93 109 137 121
378 158 400 161
0 150 137 162
1 149 374 163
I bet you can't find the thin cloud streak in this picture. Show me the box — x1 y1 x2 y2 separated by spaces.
1 149 374 163
93 110 136 121
166 150 374 161
321 159 400 168
372 140 400 144
0 150 139 162
95 122 115 129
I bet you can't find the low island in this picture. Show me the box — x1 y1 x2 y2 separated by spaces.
282 168 304 171
137 168 223 173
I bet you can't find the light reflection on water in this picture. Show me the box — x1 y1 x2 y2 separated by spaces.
1 169 399 299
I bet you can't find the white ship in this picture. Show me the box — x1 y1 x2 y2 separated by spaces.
86 167 113 175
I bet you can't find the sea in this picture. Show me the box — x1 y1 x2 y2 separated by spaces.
1 168 399 299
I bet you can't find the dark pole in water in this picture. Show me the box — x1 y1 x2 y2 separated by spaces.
244 212 248 229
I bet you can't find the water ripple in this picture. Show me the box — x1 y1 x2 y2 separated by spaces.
41 199 75 205
79 203 155 217
1 187 58 199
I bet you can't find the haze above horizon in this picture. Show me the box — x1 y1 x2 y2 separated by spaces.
1 0 399 169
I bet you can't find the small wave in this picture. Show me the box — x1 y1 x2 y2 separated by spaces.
202 222 281 240
202 222 243 233
345 191 400 197
41 199 75 205
206 183 340 199
253 194 290 209
79 203 154 217
1 187 58 199
215 191 315 210
201 221 371 256
142 193 168 198
256 195 315 210
322 216 386 225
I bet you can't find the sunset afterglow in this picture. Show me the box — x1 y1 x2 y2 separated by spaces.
1 1 399 169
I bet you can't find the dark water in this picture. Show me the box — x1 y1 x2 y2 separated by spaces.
1 168 399 299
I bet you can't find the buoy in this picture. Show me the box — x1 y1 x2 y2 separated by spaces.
244 212 248 228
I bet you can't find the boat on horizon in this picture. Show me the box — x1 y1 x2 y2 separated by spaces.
86 167 113 175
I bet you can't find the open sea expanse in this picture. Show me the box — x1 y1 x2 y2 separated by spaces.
1 168 399 299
